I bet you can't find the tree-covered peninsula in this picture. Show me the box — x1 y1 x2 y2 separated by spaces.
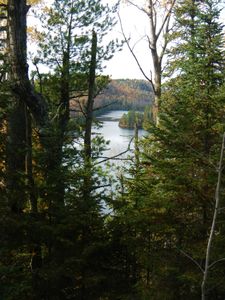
119 106 152 129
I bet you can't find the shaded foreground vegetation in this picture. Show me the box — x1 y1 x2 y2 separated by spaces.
0 0 225 300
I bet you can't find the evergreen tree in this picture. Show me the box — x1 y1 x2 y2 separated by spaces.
0 0 120 299
140 0 225 298
115 0 225 298
28 1 120 298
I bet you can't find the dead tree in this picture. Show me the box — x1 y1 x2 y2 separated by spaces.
119 0 176 124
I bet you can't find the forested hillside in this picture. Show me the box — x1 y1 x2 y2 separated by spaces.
0 0 225 300
94 79 153 112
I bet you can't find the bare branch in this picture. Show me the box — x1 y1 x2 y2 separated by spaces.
146 34 154 52
153 3 157 30
33 60 43 94
94 137 134 165
76 99 86 117
208 258 225 270
126 0 149 16
159 15 171 65
178 248 204 273
156 0 176 40
118 12 153 86
69 93 88 99
149 0 156 39
131 35 147 52
50 103 63 122
91 184 111 191
93 101 118 112
218 206 225 212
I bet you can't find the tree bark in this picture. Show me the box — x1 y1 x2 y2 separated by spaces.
84 30 97 161
81 30 97 211
7 0 48 126
6 99 27 213
25 106 37 214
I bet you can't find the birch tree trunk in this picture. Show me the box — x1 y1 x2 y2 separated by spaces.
201 133 225 300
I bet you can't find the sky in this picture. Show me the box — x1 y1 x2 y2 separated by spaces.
28 0 151 80
103 0 225 80
103 1 151 80
28 0 225 81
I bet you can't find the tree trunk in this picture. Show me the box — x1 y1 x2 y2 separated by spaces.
123 0 176 125
201 133 225 300
82 30 97 205
44 50 71 210
25 106 37 214
152 60 161 125
6 3 45 298
151 43 161 124
6 99 26 213
84 30 97 161
7 0 48 126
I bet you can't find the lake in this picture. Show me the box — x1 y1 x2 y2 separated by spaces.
95 110 146 160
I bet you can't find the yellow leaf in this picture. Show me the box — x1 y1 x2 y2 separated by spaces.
27 26 44 43
0 0 43 5
28 0 43 5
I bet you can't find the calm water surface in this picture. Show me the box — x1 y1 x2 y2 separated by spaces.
95 110 146 158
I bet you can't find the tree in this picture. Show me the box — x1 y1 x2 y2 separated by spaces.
0 0 120 299
29 1 120 298
7 0 48 125
0 1 50 298
139 0 225 297
119 0 176 123
30 0 119 205
202 132 225 300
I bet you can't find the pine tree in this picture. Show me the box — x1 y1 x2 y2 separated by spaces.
0 0 119 299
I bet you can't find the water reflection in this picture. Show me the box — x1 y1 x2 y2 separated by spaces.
95 110 146 158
